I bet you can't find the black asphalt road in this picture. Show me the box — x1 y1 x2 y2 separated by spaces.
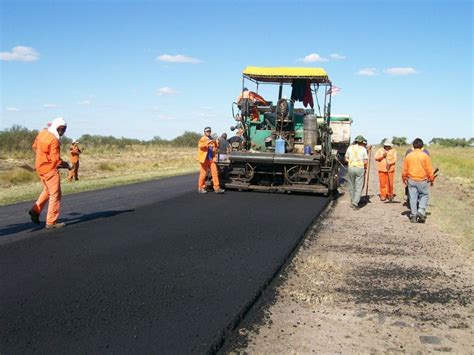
1 174 329 354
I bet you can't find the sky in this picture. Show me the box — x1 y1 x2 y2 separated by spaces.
1 0 472 144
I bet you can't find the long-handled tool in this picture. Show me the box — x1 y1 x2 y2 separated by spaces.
364 147 372 198
386 156 394 202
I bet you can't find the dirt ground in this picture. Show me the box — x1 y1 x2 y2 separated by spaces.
224 158 473 354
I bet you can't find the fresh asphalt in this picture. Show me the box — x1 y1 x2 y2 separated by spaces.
0 174 330 353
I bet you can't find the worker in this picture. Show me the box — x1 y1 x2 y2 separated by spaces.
67 140 82 182
402 138 435 223
236 88 268 105
374 139 397 201
237 88 267 122
197 126 225 194
28 117 70 228
344 135 369 210
218 133 230 161
228 129 245 150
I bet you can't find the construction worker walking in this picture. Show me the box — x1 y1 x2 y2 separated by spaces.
374 139 397 201
29 117 70 228
197 126 225 194
402 138 435 223
344 135 369 210
67 140 81 182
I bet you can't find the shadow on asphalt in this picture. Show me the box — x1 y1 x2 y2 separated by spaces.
0 209 134 237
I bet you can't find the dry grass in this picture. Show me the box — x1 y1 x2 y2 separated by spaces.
281 255 343 306
0 146 197 205
0 168 37 185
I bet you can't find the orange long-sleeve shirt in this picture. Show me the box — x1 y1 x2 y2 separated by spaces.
69 145 81 163
32 129 64 176
197 135 218 164
374 148 397 172
402 148 434 182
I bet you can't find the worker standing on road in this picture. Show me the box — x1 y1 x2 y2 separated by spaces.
218 133 230 161
197 127 225 194
374 139 397 201
67 140 82 182
402 138 435 223
345 135 369 210
29 117 70 228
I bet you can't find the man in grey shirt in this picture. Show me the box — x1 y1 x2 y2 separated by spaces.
218 133 230 161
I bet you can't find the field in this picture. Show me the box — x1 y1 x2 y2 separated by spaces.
0 145 197 205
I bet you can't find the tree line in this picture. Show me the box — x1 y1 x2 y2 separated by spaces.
380 136 474 147
0 125 202 155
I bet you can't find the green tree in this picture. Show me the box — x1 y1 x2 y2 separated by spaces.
171 131 201 147
429 138 470 147
392 136 407 146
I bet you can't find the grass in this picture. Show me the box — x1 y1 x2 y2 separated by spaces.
428 146 474 187
0 145 198 206
0 168 37 185
393 145 474 252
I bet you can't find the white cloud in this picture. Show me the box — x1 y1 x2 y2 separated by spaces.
384 67 418 76
0 46 39 62
330 53 346 60
43 103 58 108
157 114 176 120
157 87 178 96
356 68 378 76
156 54 202 63
78 100 91 105
300 53 328 63
6 107 20 112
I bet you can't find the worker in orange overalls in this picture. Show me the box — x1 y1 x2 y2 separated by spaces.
197 126 225 194
374 139 397 201
29 117 70 228
67 140 82 182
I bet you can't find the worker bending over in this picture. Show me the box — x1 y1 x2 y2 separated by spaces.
345 135 369 210
402 138 435 223
67 140 82 182
237 88 267 122
197 126 225 194
29 117 70 228
374 139 397 201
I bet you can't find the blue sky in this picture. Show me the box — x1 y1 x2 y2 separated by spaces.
1 0 472 143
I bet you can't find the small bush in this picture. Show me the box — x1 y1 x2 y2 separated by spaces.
98 162 116 171
0 168 37 185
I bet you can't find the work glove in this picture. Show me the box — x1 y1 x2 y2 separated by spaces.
58 161 70 170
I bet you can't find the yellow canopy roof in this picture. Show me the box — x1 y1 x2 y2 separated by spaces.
243 66 330 83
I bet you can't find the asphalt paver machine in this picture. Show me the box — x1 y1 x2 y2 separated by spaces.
218 66 339 195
